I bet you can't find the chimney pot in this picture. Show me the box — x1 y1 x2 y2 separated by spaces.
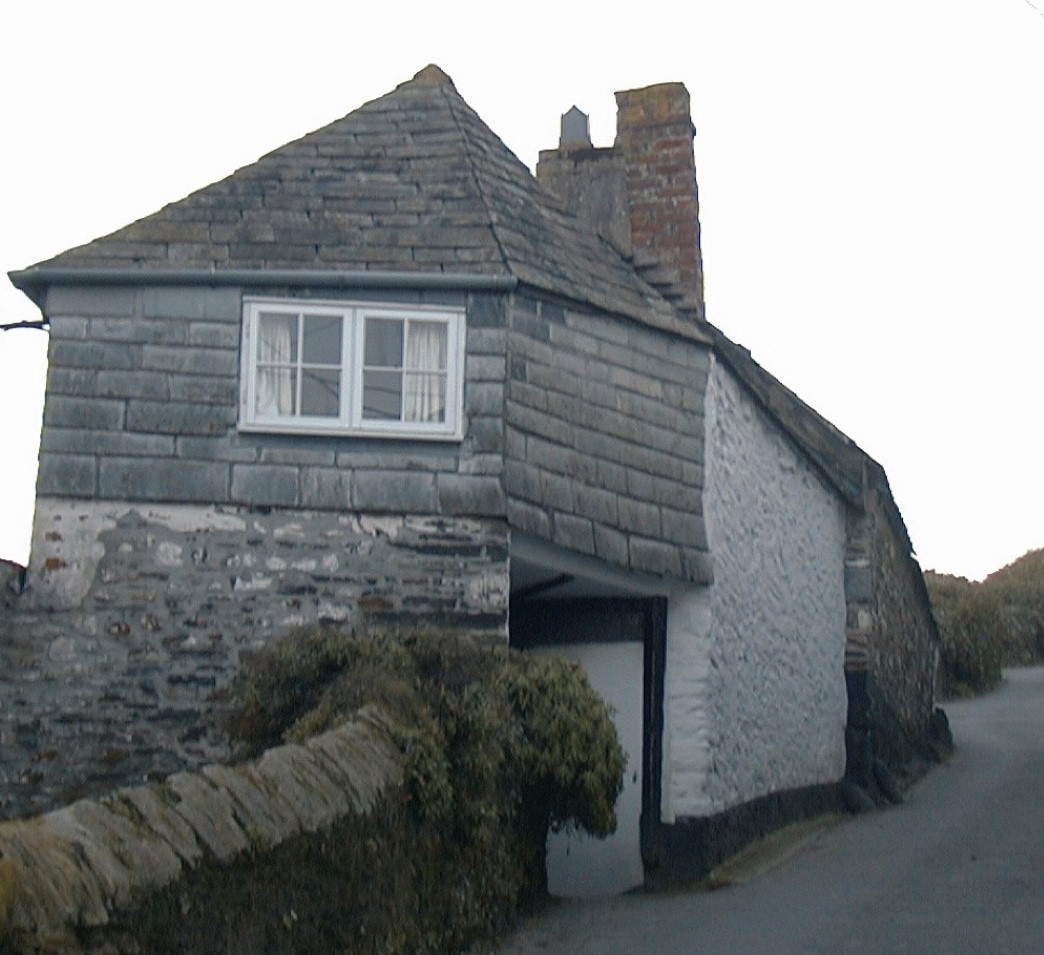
560 106 592 148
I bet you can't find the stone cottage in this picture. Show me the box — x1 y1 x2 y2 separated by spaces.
3 65 940 890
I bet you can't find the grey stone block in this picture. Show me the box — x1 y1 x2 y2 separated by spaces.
548 323 600 358
540 472 574 512
506 382 549 414
465 327 506 356
188 322 241 349
565 308 630 346
593 523 629 568
681 548 714 585
141 288 241 320
553 513 595 555
44 396 125 431
510 307 551 344
169 375 238 405
579 376 617 411
260 446 337 468
41 428 175 459
47 316 89 340
464 382 504 417
503 460 542 503
300 467 353 509
618 498 661 537
660 507 707 549
506 498 551 538
353 471 436 513
504 425 526 461
44 286 137 317
628 536 682 578
508 403 573 447
46 366 97 396
436 475 506 516
127 400 232 436
142 345 238 377
36 453 97 496
97 370 170 400
509 331 554 368
524 434 573 475
596 459 628 494
231 465 300 507
90 317 187 345
681 460 705 489
466 355 507 382
49 340 139 371
457 453 502 476
574 485 618 526
334 448 457 472
99 458 229 502
626 470 688 509
176 436 259 464
467 295 507 328
465 417 504 454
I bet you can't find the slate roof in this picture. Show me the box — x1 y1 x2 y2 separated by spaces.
19 65 695 338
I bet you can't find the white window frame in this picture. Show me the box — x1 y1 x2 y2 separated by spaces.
239 297 466 440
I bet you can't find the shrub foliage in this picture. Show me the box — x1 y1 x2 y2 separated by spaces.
926 547 1044 697
225 627 625 954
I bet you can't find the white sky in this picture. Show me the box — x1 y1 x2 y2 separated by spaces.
1 0 1042 580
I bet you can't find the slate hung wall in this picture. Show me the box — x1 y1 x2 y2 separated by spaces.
504 292 711 584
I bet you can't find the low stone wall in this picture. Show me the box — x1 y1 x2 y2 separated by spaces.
0 708 402 955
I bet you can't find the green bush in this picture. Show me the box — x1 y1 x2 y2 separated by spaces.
926 548 1044 697
224 627 624 954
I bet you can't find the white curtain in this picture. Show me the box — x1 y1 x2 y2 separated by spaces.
404 322 448 422
256 315 294 416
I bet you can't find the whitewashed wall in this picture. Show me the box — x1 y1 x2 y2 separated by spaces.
662 356 847 822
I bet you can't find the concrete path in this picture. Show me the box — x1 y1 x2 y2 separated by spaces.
495 667 1044 955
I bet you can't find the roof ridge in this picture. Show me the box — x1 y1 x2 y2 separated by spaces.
440 81 516 277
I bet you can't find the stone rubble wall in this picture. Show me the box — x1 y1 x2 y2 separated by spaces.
1 502 508 820
864 481 941 768
0 708 402 954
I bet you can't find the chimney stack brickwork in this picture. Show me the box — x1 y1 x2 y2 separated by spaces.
537 81 706 322
614 83 705 319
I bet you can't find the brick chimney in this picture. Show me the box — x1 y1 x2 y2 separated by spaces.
537 81 706 321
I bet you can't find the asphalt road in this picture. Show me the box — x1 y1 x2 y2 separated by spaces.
496 667 1044 955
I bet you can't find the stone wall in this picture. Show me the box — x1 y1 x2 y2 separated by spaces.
2 504 508 820
865 474 940 768
661 356 847 821
504 293 712 583
0 709 402 954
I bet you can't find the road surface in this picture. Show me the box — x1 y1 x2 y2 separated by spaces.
496 667 1044 955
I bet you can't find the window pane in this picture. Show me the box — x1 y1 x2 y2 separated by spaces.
364 318 403 367
363 369 403 420
403 371 447 422
259 312 297 363
405 322 448 372
302 314 341 364
256 367 297 417
301 368 340 417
